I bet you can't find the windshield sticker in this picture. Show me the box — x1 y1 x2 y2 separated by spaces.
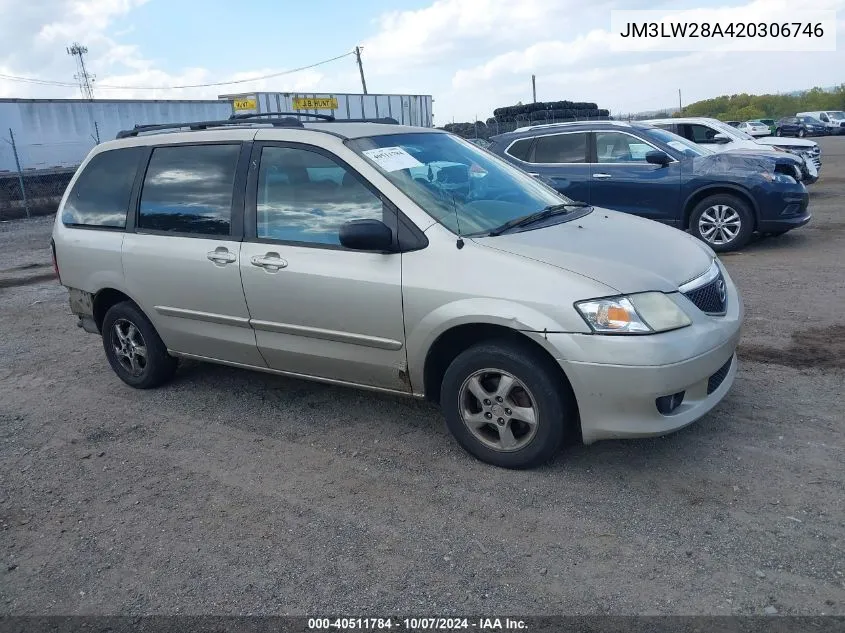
362 147 424 172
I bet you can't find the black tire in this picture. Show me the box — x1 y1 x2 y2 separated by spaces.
798 129 806 138
439 340 575 469
775 128 782 137
102 301 177 389
689 193 754 252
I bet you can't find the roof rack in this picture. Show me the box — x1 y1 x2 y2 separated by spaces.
116 113 403 139
512 119 622 133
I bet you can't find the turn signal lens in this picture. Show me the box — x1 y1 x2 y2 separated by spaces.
576 293 692 335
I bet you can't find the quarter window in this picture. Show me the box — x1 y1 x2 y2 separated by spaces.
62 147 143 228
594 132 656 163
256 146 383 246
505 138 533 161
532 133 587 163
138 144 240 236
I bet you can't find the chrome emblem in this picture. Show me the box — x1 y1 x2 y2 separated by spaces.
717 279 727 304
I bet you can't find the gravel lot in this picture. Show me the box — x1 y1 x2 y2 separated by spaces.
2 138 844 616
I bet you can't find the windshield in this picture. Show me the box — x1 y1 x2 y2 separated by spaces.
711 120 754 140
641 126 711 157
348 132 580 236
830 111 845 120
801 117 823 125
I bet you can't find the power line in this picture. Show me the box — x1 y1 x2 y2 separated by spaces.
0 50 355 91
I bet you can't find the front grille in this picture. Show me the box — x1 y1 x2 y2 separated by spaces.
707 357 733 394
683 273 727 314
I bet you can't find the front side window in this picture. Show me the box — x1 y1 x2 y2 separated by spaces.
532 133 587 164
348 132 582 237
257 146 383 245
684 124 721 144
62 147 143 228
594 132 656 163
139 144 240 236
641 127 710 157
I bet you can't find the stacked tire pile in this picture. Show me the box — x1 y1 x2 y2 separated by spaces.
493 101 610 124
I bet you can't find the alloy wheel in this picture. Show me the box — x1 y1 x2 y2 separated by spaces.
698 205 742 246
458 369 539 452
111 318 148 377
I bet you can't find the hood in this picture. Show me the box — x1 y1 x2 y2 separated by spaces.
693 150 799 173
755 137 817 149
472 209 713 294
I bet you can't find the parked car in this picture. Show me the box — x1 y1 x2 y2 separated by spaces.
488 120 810 251
775 116 827 137
736 120 771 137
796 111 845 135
758 119 776 134
645 117 821 183
52 114 744 469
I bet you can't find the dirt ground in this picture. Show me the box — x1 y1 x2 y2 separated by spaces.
1 139 843 616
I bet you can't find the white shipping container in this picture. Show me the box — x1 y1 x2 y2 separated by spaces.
0 99 232 173
219 92 434 128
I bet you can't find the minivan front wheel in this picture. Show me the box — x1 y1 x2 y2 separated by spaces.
440 340 573 469
102 301 177 389
689 194 754 252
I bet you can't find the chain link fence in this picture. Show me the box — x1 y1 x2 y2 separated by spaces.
0 126 99 221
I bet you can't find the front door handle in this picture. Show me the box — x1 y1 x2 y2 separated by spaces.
207 247 236 265
250 253 288 271
592 173 612 179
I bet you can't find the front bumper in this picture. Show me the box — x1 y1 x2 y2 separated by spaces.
540 265 743 444
756 186 811 233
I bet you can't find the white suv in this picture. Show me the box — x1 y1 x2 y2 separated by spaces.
645 117 821 183
51 114 742 469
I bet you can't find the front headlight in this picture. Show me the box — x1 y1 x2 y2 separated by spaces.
575 292 692 335
763 171 798 184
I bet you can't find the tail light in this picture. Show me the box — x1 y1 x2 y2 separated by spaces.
50 239 61 284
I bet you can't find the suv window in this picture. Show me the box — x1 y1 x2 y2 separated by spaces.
532 133 587 163
138 144 240 236
256 146 383 246
505 138 533 161
594 132 655 163
680 124 721 144
62 147 143 228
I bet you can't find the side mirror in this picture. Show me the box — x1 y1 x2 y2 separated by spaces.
712 133 731 144
339 219 394 251
645 150 673 166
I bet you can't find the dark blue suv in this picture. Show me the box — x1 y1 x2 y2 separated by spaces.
488 121 810 251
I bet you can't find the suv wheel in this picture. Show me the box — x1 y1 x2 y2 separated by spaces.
440 340 574 469
798 129 806 138
775 128 782 137
689 194 754 252
102 301 177 389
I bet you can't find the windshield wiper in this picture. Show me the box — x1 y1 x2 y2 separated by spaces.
488 202 589 236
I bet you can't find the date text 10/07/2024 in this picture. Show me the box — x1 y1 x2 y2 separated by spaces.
307 618 528 630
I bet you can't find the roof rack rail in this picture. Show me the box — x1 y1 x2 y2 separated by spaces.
228 111 335 121
229 112 400 125
512 119 621 133
115 117 306 138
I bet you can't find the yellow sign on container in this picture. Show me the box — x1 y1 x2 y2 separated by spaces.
293 97 339 111
233 98 257 111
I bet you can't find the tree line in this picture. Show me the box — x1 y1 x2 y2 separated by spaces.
679 85 845 121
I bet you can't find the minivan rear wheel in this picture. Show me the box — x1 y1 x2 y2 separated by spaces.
440 340 573 469
102 301 177 389
689 194 754 252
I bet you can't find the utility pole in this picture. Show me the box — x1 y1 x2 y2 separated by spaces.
532 75 537 103
678 88 683 115
355 46 368 95
67 42 95 100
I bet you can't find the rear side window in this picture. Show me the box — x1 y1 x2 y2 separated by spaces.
62 147 142 228
533 133 587 163
505 138 533 161
139 144 240 236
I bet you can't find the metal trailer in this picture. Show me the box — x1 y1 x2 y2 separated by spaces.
218 92 434 128
0 98 232 173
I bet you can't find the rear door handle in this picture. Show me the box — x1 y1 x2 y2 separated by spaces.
206 247 236 265
251 253 288 271
593 173 612 179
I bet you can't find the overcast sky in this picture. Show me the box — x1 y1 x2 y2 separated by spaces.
1 0 843 123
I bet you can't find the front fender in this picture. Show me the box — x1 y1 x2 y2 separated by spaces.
405 297 577 394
